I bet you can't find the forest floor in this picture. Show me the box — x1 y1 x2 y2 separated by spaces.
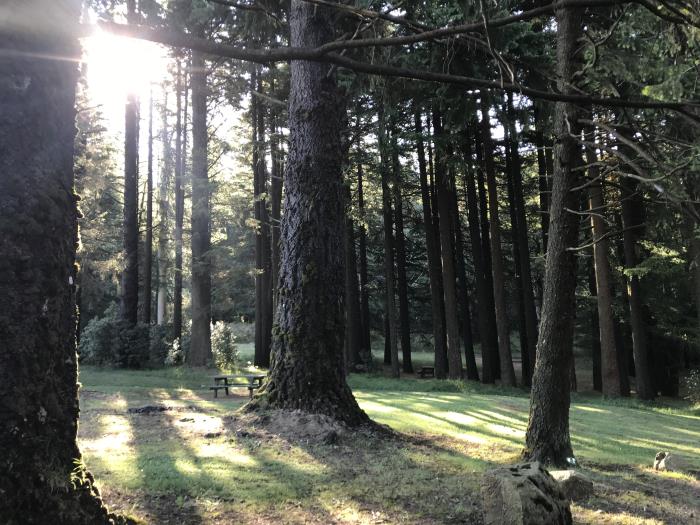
78 359 700 525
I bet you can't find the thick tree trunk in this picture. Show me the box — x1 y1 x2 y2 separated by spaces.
474 131 501 380
414 108 448 378
392 128 413 374
506 95 539 386
433 109 464 379
480 96 516 386
142 88 154 324
463 130 496 383
0 4 128 521
157 93 171 325
620 175 654 399
189 51 212 366
524 3 583 467
357 162 372 363
247 0 370 426
173 60 185 341
378 105 400 378
585 132 621 396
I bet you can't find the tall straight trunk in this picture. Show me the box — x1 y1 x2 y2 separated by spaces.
258 75 273 367
620 174 654 399
524 2 583 467
189 51 212 366
157 92 171 325
357 162 372 362
173 59 184 341
249 0 370 426
463 129 496 383
451 168 479 381
414 108 447 378
474 131 501 379
142 87 154 324
391 127 413 374
533 104 550 253
344 186 363 369
270 104 283 309
378 105 400 378
252 67 264 365
506 94 539 385
585 129 621 396
480 96 516 386
121 8 140 326
0 3 124 520
433 109 463 379
588 254 603 392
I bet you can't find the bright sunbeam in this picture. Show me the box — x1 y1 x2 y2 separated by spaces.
81 29 168 126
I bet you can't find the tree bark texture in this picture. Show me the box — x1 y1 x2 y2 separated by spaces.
248 0 370 426
524 2 583 467
480 95 516 386
0 3 129 521
189 51 212 366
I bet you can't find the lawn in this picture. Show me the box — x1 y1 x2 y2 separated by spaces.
78 364 700 525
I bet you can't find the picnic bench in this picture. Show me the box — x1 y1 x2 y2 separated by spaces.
418 366 435 378
210 374 266 399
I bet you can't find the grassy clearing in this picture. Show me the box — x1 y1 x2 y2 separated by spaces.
78 366 700 524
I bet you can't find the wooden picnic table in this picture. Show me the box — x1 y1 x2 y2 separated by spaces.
210 373 266 398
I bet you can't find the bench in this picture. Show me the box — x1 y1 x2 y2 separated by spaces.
418 366 435 378
210 374 266 399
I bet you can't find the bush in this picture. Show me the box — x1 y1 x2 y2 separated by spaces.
682 368 700 404
228 321 255 344
79 304 118 365
211 321 239 370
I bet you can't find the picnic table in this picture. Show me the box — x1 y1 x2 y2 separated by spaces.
418 366 435 378
210 373 266 399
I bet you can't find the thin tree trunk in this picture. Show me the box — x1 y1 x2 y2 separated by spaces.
433 108 463 379
533 103 550 253
142 86 153 325
270 102 283 310
585 128 621 396
344 186 363 369
248 0 370 426
189 51 212 366
357 162 372 364
414 108 448 379
0 3 126 519
258 74 273 367
173 59 184 341
157 92 171 325
463 128 496 383
391 127 413 374
524 2 583 467
378 104 400 378
480 95 516 386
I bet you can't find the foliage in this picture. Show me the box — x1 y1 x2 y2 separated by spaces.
210 321 239 370
682 368 700 405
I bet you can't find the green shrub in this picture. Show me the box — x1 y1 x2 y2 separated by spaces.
683 368 700 404
78 304 118 365
211 321 239 370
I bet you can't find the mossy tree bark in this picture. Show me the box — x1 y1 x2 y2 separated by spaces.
248 0 371 426
524 2 583 467
0 2 129 522
189 51 212 366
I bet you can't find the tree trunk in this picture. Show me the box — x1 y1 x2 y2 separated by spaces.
173 59 185 341
524 2 583 467
248 0 371 426
433 109 464 379
344 186 363 370
378 104 400 378
357 162 372 363
270 102 283 310
157 92 171 325
189 51 212 366
142 87 154 324
258 75 273 367
533 104 550 254
480 95 516 386
506 94 539 386
588 254 603 392
463 129 497 383
585 130 621 396
414 108 448 379
392 127 413 374
0 3 128 521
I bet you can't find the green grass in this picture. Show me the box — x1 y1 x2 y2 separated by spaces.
78 365 700 524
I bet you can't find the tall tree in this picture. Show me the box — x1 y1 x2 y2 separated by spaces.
344 185 363 369
524 2 584 466
433 108 463 379
249 0 371 426
189 51 212 366
142 86 154 325
391 125 413 374
173 58 185 341
0 2 126 521
121 0 140 326
414 108 447 379
480 95 516 386
357 161 372 361
157 91 171 325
